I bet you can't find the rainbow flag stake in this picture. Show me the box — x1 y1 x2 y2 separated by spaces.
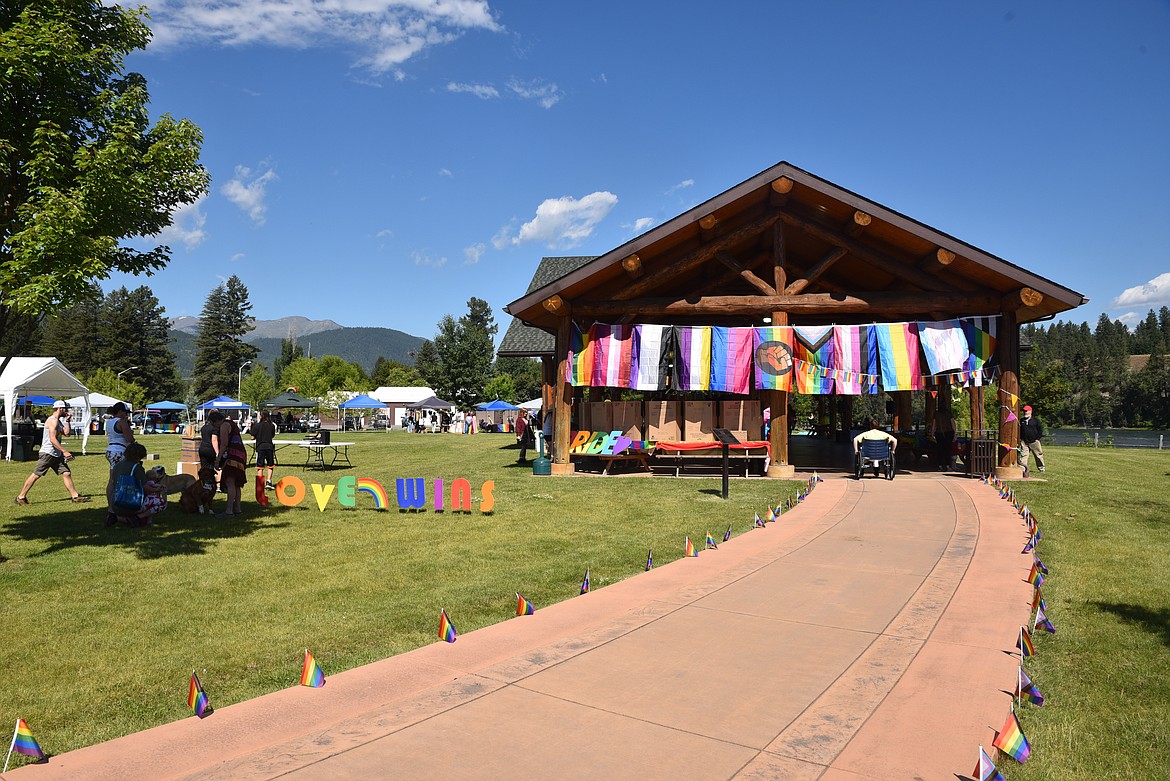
439 609 457 643
4 718 46 771
300 649 326 687
188 670 210 718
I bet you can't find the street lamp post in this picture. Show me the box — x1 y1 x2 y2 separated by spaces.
238 360 253 400
117 366 138 378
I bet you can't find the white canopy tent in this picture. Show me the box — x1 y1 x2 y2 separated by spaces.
67 392 129 436
0 357 91 460
518 398 543 411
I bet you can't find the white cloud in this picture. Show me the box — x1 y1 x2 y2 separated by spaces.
628 217 654 233
667 178 694 194
413 251 447 267
447 81 499 99
147 0 501 75
1112 272 1170 308
499 191 618 250
375 228 393 238
153 195 207 249
222 164 278 224
464 243 485 264
507 78 562 108
1116 311 1142 328
438 168 453 177
230 252 246 262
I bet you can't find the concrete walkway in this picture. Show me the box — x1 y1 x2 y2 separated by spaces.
5 475 1033 780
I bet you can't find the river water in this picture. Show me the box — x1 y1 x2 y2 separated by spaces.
1047 428 1170 449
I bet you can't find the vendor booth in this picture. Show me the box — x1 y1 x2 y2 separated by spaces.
337 394 387 431
0 357 91 460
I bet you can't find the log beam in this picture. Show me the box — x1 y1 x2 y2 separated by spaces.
772 219 787 292
614 212 781 301
542 294 566 315
784 247 848 295
1002 287 1045 310
716 251 777 296
621 254 642 277
769 176 793 207
778 209 964 294
917 247 956 275
846 210 872 237
577 291 1001 318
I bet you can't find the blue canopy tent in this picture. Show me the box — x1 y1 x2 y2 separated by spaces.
145 400 191 433
17 394 58 406
196 396 250 422
476 399 520 411
476 399 522 433
337 394 387 431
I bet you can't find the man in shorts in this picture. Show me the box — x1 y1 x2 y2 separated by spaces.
252 410 278 489
15 400 90 505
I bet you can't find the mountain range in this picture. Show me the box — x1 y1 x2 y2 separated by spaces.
168 316 426 377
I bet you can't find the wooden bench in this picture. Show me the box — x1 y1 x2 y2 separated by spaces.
652 442 771 477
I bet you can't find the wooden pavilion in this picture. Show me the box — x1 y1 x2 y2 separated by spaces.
501 162 1086 477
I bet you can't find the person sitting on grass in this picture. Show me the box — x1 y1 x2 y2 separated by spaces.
108 443 167 527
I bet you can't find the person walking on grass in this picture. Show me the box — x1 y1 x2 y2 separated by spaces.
1019 404 1046 475
252 410 277 489
15 401 90 505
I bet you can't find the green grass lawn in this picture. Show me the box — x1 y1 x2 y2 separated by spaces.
2 435 1167 777
0 430 801 758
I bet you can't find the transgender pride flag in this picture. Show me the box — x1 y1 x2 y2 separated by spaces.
630 324 672 390
674 326 712 390
875 322 923 390
589 323 633 388
709 327 753 394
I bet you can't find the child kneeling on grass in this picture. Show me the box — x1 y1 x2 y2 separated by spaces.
106 443 167 527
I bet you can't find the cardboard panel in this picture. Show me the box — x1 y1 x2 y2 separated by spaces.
587 402 613 432
721 401 764 440
685 401 716 442
646 401 682 442
611 401 643 440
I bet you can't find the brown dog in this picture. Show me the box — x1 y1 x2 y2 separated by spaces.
177 467 217 514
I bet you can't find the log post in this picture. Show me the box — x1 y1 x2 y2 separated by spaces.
996 310 1021 478
893 391 913 432
552 315 575 475
765 309 794 478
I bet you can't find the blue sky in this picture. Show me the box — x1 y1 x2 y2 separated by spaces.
111 1 1170 338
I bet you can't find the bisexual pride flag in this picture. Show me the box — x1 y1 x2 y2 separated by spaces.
630 325 672 390
992 708 1032 763
188 671 210 718
833 324 880 395
589 323 634 388
300 649 326 687
752 327 794 391
709 327 753 394
516 593 536 616
674 326 712 391
875 321 923 391
9 718 44 761
438 610 457 643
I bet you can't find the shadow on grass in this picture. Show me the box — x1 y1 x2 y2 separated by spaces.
5 500 292 560
1091 601 1170 647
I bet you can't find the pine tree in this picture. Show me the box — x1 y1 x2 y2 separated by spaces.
192 276 258 400
99 286 184 401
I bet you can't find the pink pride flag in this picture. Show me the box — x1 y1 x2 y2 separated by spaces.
588 324 633 388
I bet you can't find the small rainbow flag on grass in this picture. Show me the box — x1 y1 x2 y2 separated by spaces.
974 746 1005 781
1033 556 1048 575
754 513 765 528
1034 606 1056 634
723 523 732 542
8 717 45 762
1022 535 1035 553
645 549 653 571
580 569 591 594
188 671 210 717
1026 563 1044 587
705 531 718 550
1017 668 1044 706
516 593 536 616
300 649 325 687
439 609 457 642
1017 626 1035 657
765 506 775 522
992 707 1031 763
1031 587 1043 613
685 536 698 557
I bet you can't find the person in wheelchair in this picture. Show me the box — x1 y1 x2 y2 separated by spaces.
852 418 898 480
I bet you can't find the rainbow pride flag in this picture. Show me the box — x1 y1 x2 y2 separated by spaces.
752 327 794 391
645 549 653 571
765 505 775 522
438 609 457 643
10 718 44 760
1017 668 1045 707
1034 606 1056 634
709 326 753 394
1031 588 1043 613
754 513 765 528
992 708 1031 763
515 593 536 616
566 322 595 386
684 536 698 557
589 323 634 388
1017 626 1035 657
723 523 732 542
875 321 923 390
674 326 712 390
580 569 591 594
974 746 1006 781
300 649 326 687
1026 563 1044 587
188 671 210 718
705 531 718 550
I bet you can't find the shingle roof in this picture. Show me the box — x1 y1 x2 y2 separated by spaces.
498 256 596 357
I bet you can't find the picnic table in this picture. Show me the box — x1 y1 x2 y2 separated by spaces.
244 439 355 470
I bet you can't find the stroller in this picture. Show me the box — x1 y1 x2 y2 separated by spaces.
855 438 896 480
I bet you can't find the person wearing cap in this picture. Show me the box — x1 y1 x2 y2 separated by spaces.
15 401 90 505
1019 404 1045 474
104 402 137 525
